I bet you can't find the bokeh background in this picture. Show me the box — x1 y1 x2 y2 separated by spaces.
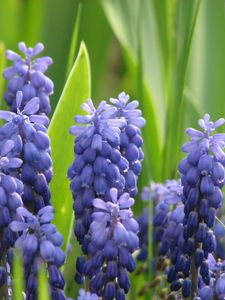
1 0 225 299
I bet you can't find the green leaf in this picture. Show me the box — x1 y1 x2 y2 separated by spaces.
48 42 91 249
13 250 24 300
38 266 50 300
66 3 82 77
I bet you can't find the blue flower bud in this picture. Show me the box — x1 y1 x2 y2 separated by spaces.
170 279 182 291
196 223 207 242
212 161 225 183
167 266 177 283
106 261 118 280
116 289 125 300
0 267 7 287
182 278 192 297
89 272 104 294
118 268 130 293
103 240 118 260
187 148 201 165
198 154 213 173
186 167 199 185
208 186 223 209
200 176 215 195
200 261 209 278
178 158 191 174
194 248 204 267
104 282 116 300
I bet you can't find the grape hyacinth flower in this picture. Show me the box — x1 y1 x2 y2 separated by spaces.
169 114 225 298
0 91 52 213
68 99 128 279
3 42 53 115
137 180 183 262
10 206 66 300
82 188 139 300
110 92 145 196
0 140 23 291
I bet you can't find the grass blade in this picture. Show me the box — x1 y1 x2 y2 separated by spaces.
66 3 82 77
38 266 50 300
0 41 6 105
13 250 24 300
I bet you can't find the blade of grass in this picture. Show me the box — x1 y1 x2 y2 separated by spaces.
12 250 24 300
0 42 6 105
38 266 50 300
66 3 82 77
48 41 91 250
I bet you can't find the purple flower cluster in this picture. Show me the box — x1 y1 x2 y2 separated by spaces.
169 114 225 298
0 91 52 213
68 95 144 299
137 180 183 262
192 254 225 299
68 99 126 251
3 42 53 115
0 140 23 289
10 206 66 300
84 188 138 300
110 92 145 196
0 42 66 300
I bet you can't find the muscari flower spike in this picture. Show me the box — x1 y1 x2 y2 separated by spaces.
68 96 144 297
3 42 53 115
82 188 139 300
109 92 145 196
0 139 23 291
10 206 66 300
137 180 183 262
68 99 130 281
168 114 225 299
0 91 52 213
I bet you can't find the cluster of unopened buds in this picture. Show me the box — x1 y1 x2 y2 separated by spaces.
0 41 225 300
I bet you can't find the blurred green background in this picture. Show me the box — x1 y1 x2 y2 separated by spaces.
1 0 225 299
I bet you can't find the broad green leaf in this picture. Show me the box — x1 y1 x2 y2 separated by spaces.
38 266 50 300
66 3 82 77
48 42 91 249
13 250 24 300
